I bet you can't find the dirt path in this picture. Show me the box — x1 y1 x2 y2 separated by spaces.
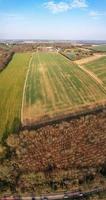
21 53 34 125
75 63 103 86
75 53 106 65
73 54 106 86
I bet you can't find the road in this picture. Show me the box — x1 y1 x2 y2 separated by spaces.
5 187 105 200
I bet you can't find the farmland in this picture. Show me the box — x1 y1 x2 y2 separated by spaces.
0 47 106 197
0 50 106 138
23 52 106 126
0 53 31 141
90 45 106 52
0 0 106 196
84 56 106 86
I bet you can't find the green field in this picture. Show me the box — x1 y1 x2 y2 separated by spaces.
23 52 106 125
0 53 31 141
91 45 106 52
0 52 106 140
84 57 106 86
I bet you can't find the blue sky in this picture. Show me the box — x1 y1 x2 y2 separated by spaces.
0 0 106 40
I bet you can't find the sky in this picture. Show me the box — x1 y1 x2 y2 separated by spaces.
0 0 106 40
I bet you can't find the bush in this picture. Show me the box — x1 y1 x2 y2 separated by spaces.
1 122 10 145
11 117 21 134
0 51 14 72
100 163 106 177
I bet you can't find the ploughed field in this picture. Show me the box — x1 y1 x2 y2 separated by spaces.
23 52 106 126
83 56 106 86
0 53 31 141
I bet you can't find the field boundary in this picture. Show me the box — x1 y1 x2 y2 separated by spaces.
0 52 15 73
21 100 106 131
60 52 106 88
60 53 106 92
75 63 103 85
21 53 34 125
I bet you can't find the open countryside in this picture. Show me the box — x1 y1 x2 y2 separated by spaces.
0 0 106 197
0 43 106 198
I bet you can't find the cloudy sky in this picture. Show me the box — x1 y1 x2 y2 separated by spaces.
0 0 106 40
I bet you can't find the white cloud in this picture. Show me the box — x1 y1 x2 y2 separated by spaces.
71 0 88 8
44 0 88 13
89 11 106 19
44 1 70 13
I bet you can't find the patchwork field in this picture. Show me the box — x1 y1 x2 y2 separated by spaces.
83 57 106 86
0 53 31 141
23 52 106 126
0 50 106 197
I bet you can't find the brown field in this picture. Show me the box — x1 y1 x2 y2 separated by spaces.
0 110 105 195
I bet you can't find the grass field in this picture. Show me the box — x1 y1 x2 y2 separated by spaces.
83 57 106 86
23 52 106 125
0 53 31 141
91 45 106 52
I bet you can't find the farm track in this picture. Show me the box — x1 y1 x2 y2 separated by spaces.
21 53 34 125
22 52 106 126
53 53 106 102
74 63 103 85
74 54 106 88
75 53 106 65
83 56 106 87
61 52 106 97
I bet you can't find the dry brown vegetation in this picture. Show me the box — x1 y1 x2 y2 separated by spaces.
12 44 37 52
14 112 106 172
0 48 14 72
0 111 105 195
